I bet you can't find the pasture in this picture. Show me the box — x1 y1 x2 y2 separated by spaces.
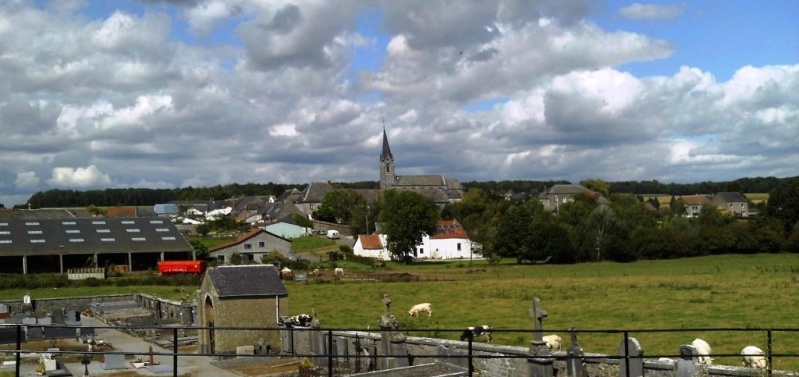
287 254 799 371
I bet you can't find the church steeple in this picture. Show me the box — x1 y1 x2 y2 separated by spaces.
379 125 395 190
380 126 393 162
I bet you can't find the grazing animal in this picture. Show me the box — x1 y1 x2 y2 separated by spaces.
542 334 562 351
741 345 767 369
283 314 313 327
460 325 493 343
408 303 432 317
312 268 319 276
691 338 714 365
334 267 344 276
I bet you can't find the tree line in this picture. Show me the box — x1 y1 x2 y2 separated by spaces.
17 176 794 209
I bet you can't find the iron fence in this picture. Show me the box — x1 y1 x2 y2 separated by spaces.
1 324 798 377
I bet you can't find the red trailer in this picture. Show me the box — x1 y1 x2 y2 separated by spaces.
157 260 207 275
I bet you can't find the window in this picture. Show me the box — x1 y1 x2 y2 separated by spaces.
162 236 177 241
66 229 80 234
0 223 7 226
0 231 9 235
132 237 146 241
244 244 252 250
26 222 40 226
62 221 76 225
101 238 115 242
457 243 462 251
259 242 265 248
121 220 135 224
30 239 45 243
28 230 43 234
217 255 225 262
126 229 141 233
92 221 106 225
97 229 110 233
419 248 424 254
0 240 11 244
150 220 164 224
69 238 84 243
156 228 170 232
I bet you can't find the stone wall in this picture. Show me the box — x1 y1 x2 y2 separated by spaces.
1 294 136 317
284 329 798 377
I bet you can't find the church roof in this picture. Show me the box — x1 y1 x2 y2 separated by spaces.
206 265 288 298
380 129 393 161
394 175 447 187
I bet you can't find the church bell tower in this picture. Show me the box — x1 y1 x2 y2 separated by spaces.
379 128 395 190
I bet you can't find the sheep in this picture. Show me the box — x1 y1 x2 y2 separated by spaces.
691 338 713 365
408 303 432 317
542 334 562 351
334 267 344 276
741 345 768 369
312 268 319 277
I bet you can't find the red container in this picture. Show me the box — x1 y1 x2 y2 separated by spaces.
157 260 207 275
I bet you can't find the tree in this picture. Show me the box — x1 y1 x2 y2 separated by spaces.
316 190 365 224
767 180 799 233
581 179 610 197
189 240 210 260
585 206 617 261
378 190 439 261
292 213 313 228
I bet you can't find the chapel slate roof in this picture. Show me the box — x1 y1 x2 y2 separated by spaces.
207 265 288 298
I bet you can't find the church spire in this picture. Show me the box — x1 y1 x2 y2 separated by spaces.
380 122 393 162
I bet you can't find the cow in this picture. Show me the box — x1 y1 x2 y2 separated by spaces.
408 303 432 317
281 314 313 327
691 338 713 365
741 345 768 369
460 325 493 343
542 334 562 351
334 267 344 276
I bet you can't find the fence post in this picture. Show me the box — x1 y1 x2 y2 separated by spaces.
327 329 333 377
767 329 773 377
15 325 21 377
468 334 474 377
173 327 178 377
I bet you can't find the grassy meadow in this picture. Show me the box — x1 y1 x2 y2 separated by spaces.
3 254 798 370
285 254 799 370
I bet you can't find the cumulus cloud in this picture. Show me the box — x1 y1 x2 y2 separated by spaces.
619 3 685 20
48 166 113 188
0 1 795 206
15 172 40 189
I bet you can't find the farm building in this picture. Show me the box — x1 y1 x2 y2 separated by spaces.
209 228 292 264
353 220 480 261
263 222 310 239
197 264 288 354
0 217 194 274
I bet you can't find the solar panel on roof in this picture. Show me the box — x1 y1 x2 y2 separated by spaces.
0 240 11 244
92 221 106 225
66 229 80 233
0 231 8 235
100 238 115 242
97 229 110 233
126 229 140 232
26 222 40 226
69 238 84 243
30 239 45 243
132 237 146 241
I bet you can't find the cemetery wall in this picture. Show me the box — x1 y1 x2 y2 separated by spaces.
286 329 797 377
1 294 135 317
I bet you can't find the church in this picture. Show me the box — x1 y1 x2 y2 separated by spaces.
379 129 464 204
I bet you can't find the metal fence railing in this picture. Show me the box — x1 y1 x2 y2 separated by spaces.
1 324 798 377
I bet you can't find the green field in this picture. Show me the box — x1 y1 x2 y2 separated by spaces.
4 254 799 370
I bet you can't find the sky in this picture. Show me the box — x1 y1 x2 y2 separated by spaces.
1 0 798 207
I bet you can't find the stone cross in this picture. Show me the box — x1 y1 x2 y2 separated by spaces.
382 294 391 317
528 297 548 342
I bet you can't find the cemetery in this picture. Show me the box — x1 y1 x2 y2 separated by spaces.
0 284 797 375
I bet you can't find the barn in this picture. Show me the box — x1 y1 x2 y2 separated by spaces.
197 265 288 354
0 217 194 274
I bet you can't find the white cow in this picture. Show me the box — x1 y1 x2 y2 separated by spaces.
692 338 713 365
334 267 344 276
408 303 432 317
542 334 562 351
741 345 767 369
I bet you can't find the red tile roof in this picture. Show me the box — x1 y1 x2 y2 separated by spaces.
210 228 264 252
431 220 469 239
358 234 384 249
107 207 137 218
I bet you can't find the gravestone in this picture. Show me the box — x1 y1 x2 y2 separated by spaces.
102 354 127 370
676 345 698 377
236 345 255 357
528 297 554 377
377 293 409 370
618 337 644 377
310 315 326 367
565 328 587 377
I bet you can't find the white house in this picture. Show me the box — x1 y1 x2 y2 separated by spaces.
353 220 480 261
